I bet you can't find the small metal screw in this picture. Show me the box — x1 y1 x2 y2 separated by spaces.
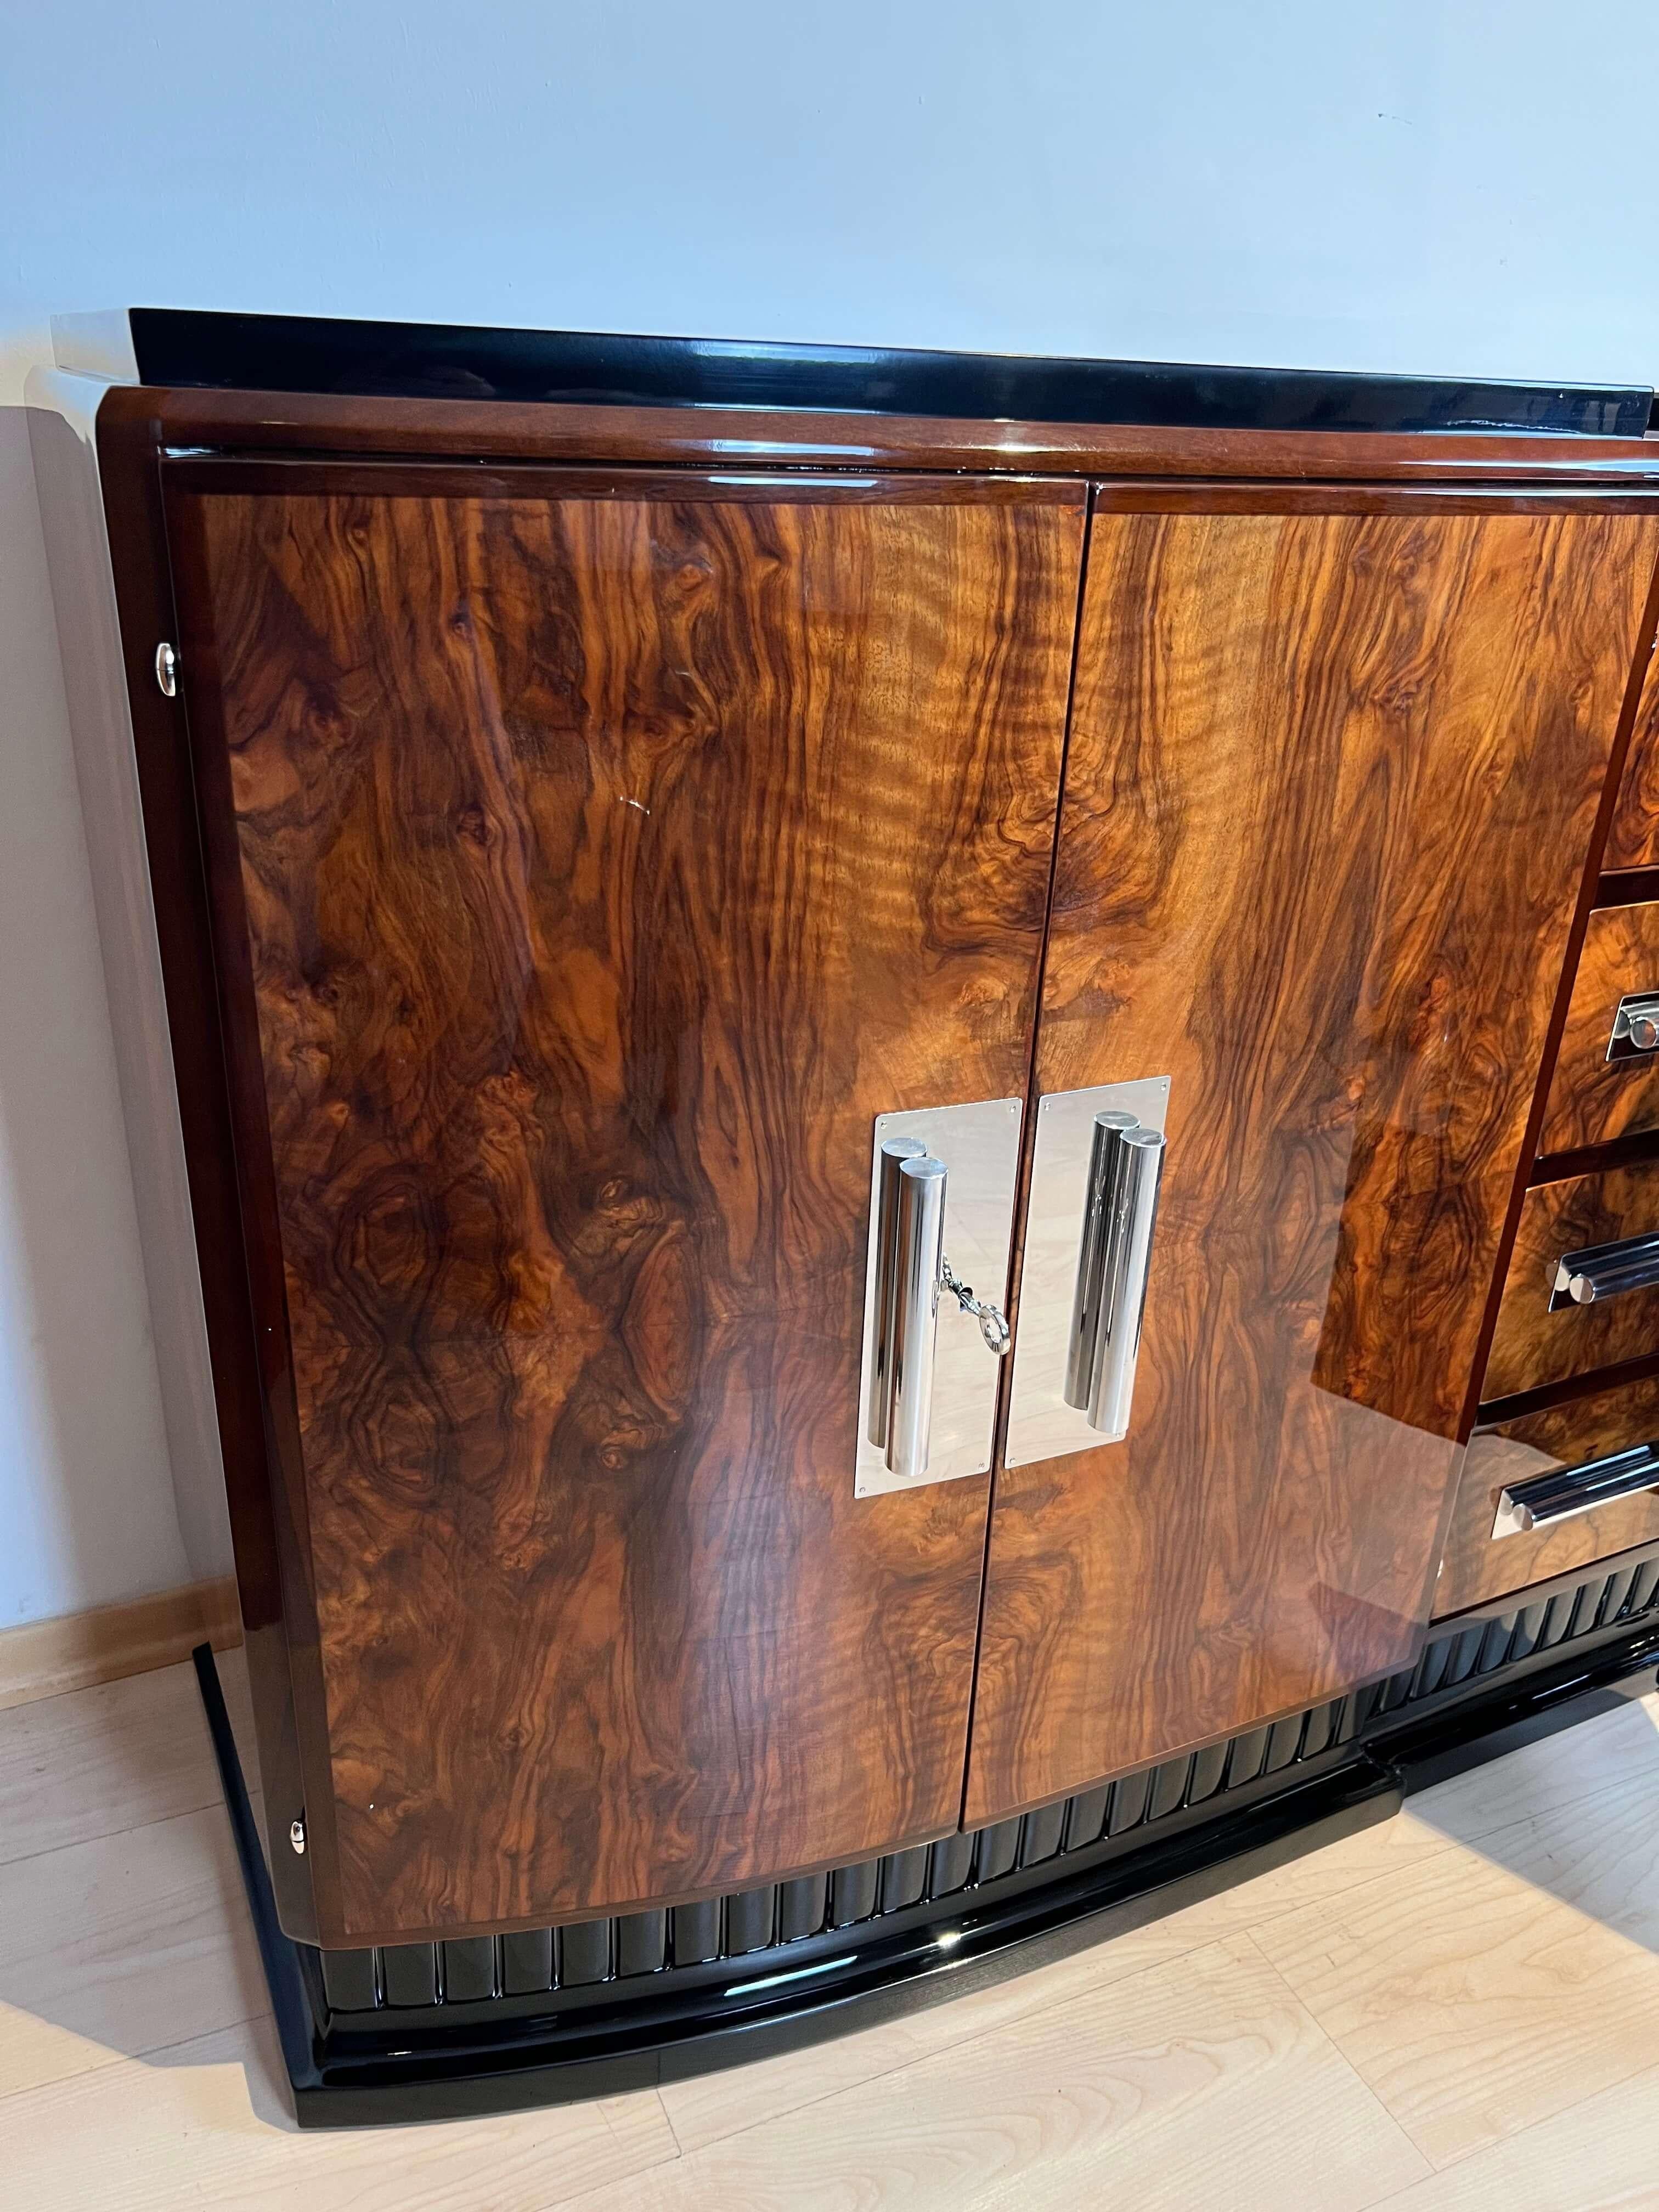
289 1815 307 1856
154 641 179 697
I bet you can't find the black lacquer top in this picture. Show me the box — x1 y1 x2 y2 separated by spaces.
124 309 1652 438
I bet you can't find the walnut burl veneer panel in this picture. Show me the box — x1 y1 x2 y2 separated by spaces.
969 500 1659 1822
166 469 1086 1940
1485 1165 1659 1401
1538 902 1659 1154
1436 1373 1659 1615
1606 642 1659 870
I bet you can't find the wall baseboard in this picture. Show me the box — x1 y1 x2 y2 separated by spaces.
0 1577 242 1713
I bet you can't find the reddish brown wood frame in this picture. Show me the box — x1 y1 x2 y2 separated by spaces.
91 385 1659 1944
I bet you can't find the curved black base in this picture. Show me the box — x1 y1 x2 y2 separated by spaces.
194 1554 1659 2128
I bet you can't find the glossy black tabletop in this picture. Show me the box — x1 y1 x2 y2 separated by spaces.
122 309 1652 437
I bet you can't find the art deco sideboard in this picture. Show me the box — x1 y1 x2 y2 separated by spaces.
29 312 1659 2123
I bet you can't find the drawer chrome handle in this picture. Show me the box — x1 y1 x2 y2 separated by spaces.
1609 992 1659 1060
1064 1110 1166 1439
1494 1439 1659 1537
1550 1230 1659 1310
867 1136 1010 1480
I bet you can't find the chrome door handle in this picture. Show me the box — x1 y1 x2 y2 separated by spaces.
1550 1230 1659 1310
861 1112 1018 1491
1064 1110 1166 1438
868 1139 947 1479
1494 1439 1659 1536
1002 1077 1171 1470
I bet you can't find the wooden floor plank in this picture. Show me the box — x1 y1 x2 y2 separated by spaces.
1406 1690 1659 1848
663 1802 1454 2155
605 1936 1429 2211
0 1799 267 2098
0 1649 253 1869
1368 2055 1659 2209
1252 1764 1659 2168
4 1656 1659 2200
1 2013 681 2211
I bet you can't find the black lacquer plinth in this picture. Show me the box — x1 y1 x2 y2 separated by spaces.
194 1550 1659 2128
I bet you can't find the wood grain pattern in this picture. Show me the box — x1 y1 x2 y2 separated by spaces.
1483 1163 1659 1401
1254 1768 1659 2169
0 1578 239 1715
1537 902 1659 1153
1375 2062 1659 2212
4 2016 682 2211
1435 1373 1659 1615
164 465 1085 1942
0 1644 255 1869
14 1652 1659 2209
0 1801 266 2102
583 1934 1430 2211
93 395 322 1942
102 382 1659 489
969 498 1659 1823
1604 637 1659 869
658 1801 1459 2160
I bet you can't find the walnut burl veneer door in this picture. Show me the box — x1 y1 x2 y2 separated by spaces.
968 494 1659 1826
163 462 1086 1943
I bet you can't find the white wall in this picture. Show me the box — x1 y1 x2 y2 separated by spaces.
4 0 1659 1628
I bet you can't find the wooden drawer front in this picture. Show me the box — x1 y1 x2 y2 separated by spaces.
1538 904 1659 1154
1606 641 1659 871
1437 1372 1659 1614
1484 1164 1659 1400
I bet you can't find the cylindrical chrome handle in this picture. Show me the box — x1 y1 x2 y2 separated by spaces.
1550 1229 1659 1310
1065 1111 1141 1408
1493 1439 1659 1537
865 1126 1013 1481
868 1137 928 1453
885 1155 947 1478
1611 992 1659 1058
1064 1112 1166 1439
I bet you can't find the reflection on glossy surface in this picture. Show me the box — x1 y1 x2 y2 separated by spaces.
1441 1372 1659 1615
1606 646 1659 870
855 1101 1023 1498
166 466 1086 1939
972 498 1659 1824
1538 902 1659 1153
1487 1167 1659 1400
124 309 1657 437
1005 1078 1169 1468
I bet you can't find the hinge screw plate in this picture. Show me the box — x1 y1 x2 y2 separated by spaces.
154 642 179 698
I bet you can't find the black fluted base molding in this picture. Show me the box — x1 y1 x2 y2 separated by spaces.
194 1549 1659 2128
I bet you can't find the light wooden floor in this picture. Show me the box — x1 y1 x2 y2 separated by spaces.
6 1659 1659 2210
